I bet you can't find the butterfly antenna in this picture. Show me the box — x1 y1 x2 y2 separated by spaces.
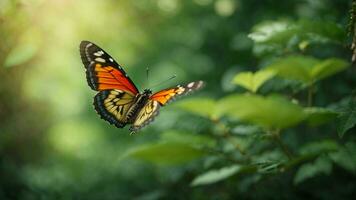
149 75 177 89
146 67 150 89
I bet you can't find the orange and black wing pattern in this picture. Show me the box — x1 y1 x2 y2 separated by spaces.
79 41 139 94
80 41 139 128
150 81 205 106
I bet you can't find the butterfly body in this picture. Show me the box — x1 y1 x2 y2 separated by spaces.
80 41 204 133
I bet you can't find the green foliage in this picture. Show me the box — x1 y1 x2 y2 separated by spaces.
249 19 346 56
191 165 242 186
299 140 340 155
330 142 356 173
160 131 216 149
232 69 275 93
337 94 356 138
175 98 217 118
217 94 306 129
267 56 349 85
125 142 206 165
304 107 338 126
124 131 214 165
294 156 333 185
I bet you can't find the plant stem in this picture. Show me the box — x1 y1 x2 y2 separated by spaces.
307 84 314 107
271 130 293 160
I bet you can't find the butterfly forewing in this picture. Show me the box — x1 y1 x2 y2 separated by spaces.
79 41 139 94
150 81 205 106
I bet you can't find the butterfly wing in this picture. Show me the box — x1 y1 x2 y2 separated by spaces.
94 89 136 128
130 100 161 133
150 81 205 106
80 41 140 128
130 81 205 133
79 41 139 94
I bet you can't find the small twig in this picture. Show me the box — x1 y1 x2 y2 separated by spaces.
271 129 293 160
307 84 314 107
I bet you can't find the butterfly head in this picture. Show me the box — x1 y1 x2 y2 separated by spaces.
143 89 152 96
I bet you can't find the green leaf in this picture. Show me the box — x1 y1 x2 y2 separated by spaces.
4 42 38 67
294 156 333 185
217 94 306 129
267 56 349 84
248 20 291 43
311 58 349 81
304 107 338 126
125 142 206 165
337 94 356 138
160 131 216 149
299 140 339 155
175 98 216 118
232 69 275 93
330 142 356 173
267 56 319 83
4 28 40 67
191 165 241 186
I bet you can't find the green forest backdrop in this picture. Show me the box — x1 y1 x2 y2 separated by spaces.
1 0 356 199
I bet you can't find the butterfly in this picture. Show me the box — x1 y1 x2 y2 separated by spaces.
79 41 205 133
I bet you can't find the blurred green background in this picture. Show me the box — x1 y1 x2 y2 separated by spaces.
1 0 356 199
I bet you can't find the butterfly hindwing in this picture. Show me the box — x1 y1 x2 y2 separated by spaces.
150 81 205 106
130 100 161 133
94 89 136 128
80 41 139 94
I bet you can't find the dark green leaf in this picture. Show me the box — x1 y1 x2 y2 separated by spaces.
294 156 333 185
304 107 338 126
337 94 356 138
299 140 339 155
330 142 356 173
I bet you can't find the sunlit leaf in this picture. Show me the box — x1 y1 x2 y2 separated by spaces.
125 142 206 165
304 107 338 126
267 56 349 84
294 156 332 185
4 42 38 67
217 94 306 129
248 20 291 43
267 56 318 83
175 98 216 118
232 69 275 93
311 58 349 81
191 165 241 186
